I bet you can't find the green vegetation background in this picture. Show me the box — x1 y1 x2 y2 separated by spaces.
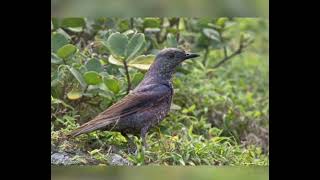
51 17 269 166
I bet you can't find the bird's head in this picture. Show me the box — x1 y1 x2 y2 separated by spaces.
155 48 200 68
143 48 200 82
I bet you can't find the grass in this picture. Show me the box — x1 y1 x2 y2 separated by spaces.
51 49 269 166
51 18 269 166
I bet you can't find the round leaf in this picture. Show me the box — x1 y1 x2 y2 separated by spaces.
51 33 69 52
104 78 120 94
85 58 103 72
203 28 220 42
216 18 229 28
123 29 136 37
57 44 77 59
106 32 128 59
170 103 182 110
178 18 185 31
108 55 124 66
84 71 103 85
143 18 161 28
61 18 85 28
144 28 161 34
67 90 83 100
128 55 155 70
131 72 144 87
117 19 130 32
126 33 145 61
68 67 87 88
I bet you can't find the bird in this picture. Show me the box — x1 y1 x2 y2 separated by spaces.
68 48 200 148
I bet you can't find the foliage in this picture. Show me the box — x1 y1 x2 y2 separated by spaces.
51 17 269 166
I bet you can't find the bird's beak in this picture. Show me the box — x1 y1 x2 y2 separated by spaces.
184 53 200 60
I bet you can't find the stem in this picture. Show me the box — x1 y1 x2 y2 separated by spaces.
130 17 134 29
78 84 89 111
62 58 67 65
218 30 228 58
202 47 210 65
176 17 180 42
83 85 89 94
123 60 131 94
223 46 228 58
159 31 168 43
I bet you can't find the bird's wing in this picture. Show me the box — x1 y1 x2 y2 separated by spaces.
68 83 171 137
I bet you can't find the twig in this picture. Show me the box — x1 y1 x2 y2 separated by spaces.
123 60 131 94
213 41 252 69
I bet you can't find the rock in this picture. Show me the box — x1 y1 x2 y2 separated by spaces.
51 152 80 165
107 153 132 166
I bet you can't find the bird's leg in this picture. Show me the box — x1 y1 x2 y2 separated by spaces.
140 126 149 149
121 132 137 154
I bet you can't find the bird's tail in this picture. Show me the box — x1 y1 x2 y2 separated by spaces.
67 118 115 138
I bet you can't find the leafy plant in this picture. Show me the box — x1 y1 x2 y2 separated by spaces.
51 17 269 166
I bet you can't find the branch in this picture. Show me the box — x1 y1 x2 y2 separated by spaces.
212 41 253 69
123 61 131 94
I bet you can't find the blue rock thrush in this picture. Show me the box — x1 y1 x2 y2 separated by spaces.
69 48 199 148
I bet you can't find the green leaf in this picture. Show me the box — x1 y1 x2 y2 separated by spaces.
57 44 77 59
207 23 222 30
170 103 181 110
84 71 103 85
203 28 220 42
106 32 128 59
167 28 178 34
51 32 69 52
126 33 145 61
216 18 229 28
166 33 177 48
143 18 161 28
144 28 161 34
67 27 83 32
128 55 155 70
51 18 60 30
104 78 120 94
85 58 103 72
178 18 185 31
117 19 130 32
51 79 59 87
131 72 144 87
61 18 85 28
56 28 71 40
108 55 124 66
51 96 74 110
67 90 82 100
123 29 136 37
51 53 62 64
68 67 87 88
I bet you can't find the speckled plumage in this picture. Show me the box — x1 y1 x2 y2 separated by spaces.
69 48 199 147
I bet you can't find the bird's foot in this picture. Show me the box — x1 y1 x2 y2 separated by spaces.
127 142 138 154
